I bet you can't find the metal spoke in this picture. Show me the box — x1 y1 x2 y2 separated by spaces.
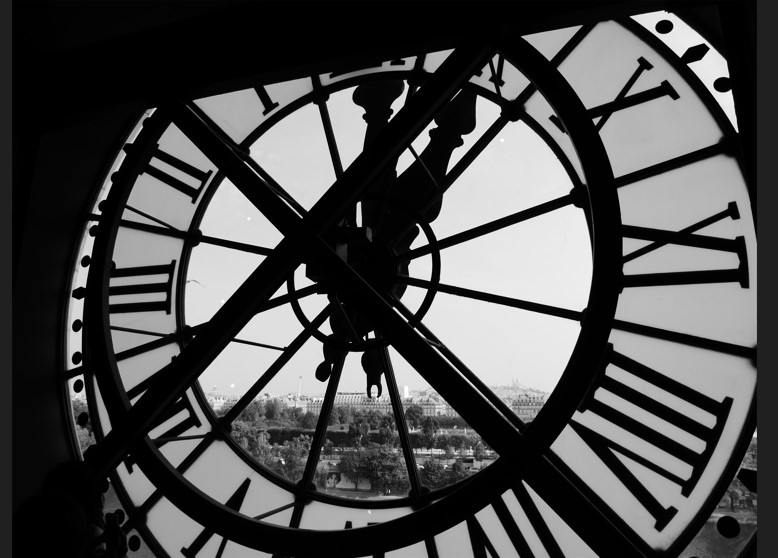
377 341 423 497
399 194 574 262
313 74 344 179
117 218 274 256
400 276 583 322
290 348 348 528
254 283 320 314
219 307 331 427
227 337 285 352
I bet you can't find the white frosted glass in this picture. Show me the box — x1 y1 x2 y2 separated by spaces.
263 77 316 114
124 124 217 229
183 440 296 519
523 25 584 61
319 56 418 88
297 500 414 530
522 482 597 558
146 496 214 557
475 503 520 558
434 519 475 558
114 458 157 509
116 343 179 394
194 76 314 145
422 50 452 74
111 224 184 270
385 540 429 558
500 488 551 558
91 375 112 435
195 88 274 145
555 21 722 179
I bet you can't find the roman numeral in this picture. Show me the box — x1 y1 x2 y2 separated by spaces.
470 484 565 558
124 389 203 473
622 202 749 288
181 478 251 558
550 56 679 133
254 85 280 116
141 146 212 203
571 344 733 531
109 261 176 314
470 54 509 99
466 516 500 558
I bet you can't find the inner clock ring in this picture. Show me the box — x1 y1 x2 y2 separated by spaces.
286 197 442 353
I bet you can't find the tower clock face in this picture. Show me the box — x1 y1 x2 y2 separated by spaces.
64 10 756 558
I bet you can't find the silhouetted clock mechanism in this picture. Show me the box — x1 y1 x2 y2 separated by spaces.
62 7 756 558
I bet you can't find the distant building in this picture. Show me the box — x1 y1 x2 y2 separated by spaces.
512 394 545 422
203 389 239 411
404 395 447 417
307 392 394 416
305 392 449 417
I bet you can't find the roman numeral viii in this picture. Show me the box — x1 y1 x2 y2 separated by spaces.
571 344 732 531
109 261 175 314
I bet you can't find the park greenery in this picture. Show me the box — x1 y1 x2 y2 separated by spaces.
70 395 758 508
219 400 493 493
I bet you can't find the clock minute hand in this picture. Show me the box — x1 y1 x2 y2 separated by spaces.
346 86 478 397
379 88 477 255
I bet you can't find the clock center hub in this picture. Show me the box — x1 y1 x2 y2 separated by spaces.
306 225 405 300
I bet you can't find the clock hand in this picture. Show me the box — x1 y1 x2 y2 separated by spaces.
377 87 477 253
312 79 405 389
354 78 405 231
325 82 477 397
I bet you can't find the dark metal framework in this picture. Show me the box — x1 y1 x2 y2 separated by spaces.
11 2 756 558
